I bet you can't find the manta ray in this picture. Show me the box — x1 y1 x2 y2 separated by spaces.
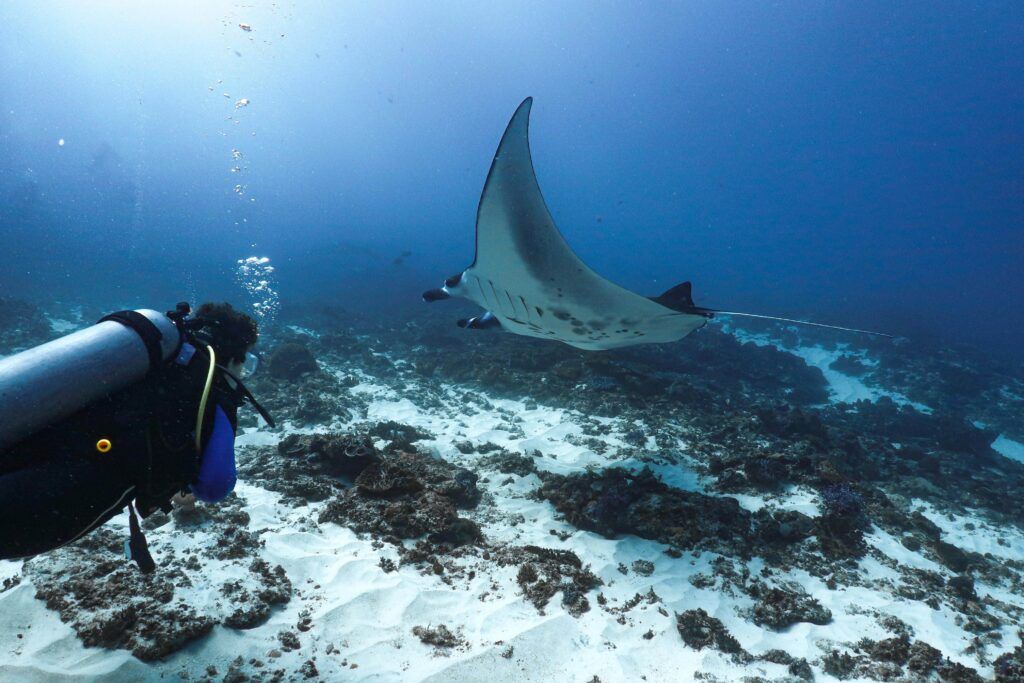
424 98 888 351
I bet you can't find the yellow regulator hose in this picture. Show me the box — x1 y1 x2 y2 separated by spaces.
195 344 216 453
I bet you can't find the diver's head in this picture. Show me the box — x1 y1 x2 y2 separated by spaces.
192 302 258 375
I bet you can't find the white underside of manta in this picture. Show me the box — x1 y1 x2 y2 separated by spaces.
429 97 710 351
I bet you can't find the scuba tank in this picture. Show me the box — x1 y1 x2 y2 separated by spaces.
0 309 183 451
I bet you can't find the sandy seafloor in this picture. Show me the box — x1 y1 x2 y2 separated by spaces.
1 308 1023 683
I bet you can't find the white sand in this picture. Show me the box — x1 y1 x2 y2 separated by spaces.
992 434 1024 464
728 326 931 411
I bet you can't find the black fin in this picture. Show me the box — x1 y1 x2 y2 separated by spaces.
458 312 502 330
127 502 156 573
423 288 450 303
652 281 697 312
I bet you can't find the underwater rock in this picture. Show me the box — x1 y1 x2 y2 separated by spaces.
278 432 380 478
23 518 291 661
428 517 482 546
267 342 319 380
355 461 427 497
815 483 869 559
788 658 814 680
368 420 434 452
829 354 871 376
994 631 1024 682
758 648 812 679
538 466 752 556
0 297 53 352
754 509 815 545
675 608 747 658
748 582 832 630
412 623 467 652
821 636 985 682
493 545 601 618
319 451 481 547
479 450 538 477
818 397 1024 523
946 574 977 601
756 404 830 449
631 559 655 577
221 560 292 629
294 391 334 425
933 539 973 573
248 365 356 426
821 649 858 679
238 432 381 504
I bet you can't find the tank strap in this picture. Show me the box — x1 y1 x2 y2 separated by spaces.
99 310 164 371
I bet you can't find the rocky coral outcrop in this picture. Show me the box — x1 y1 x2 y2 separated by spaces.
820 635 984 682
23 506 291 662
319 450 482 547
267 341 319 380
412 623 468 654
537 466 752 556
492 545 602 617
238 432 380 504
748 581 832 630
994 631 1024 682
675 608 746 658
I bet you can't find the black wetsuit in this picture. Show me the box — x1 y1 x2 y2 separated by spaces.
0 345 239 561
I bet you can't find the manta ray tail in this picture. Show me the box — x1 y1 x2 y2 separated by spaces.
653 280 892 337
703 310 894 338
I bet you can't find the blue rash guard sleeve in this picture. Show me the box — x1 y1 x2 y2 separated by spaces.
190 405 237 503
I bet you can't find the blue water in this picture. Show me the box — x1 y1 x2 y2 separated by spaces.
1 2 1021 358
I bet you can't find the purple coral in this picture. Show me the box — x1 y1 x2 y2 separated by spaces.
820 483 864 518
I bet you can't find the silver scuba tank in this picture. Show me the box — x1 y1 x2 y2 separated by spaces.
0 309 182 451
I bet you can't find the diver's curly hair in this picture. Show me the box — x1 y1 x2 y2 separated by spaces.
194 302 258 364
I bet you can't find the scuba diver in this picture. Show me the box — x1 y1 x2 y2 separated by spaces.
0 302 274 572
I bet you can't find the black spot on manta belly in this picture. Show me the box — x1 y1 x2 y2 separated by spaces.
552 309 571 321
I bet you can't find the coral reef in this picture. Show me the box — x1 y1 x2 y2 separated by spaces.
266 341 319 380
537 466 752 556
319 450 481 546
22 497 291 661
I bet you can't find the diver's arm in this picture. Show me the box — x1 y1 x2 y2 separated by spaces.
190 405 237 503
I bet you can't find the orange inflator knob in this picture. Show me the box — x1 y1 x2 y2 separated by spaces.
96 438 112 453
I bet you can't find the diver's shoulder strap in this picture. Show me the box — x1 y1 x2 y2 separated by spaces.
99 310 166 371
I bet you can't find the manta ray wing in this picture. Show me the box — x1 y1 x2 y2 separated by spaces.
445 97 707 350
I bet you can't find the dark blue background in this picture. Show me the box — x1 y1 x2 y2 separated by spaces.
1 2 1021 358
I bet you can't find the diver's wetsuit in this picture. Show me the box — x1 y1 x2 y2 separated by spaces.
0 344 240 561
